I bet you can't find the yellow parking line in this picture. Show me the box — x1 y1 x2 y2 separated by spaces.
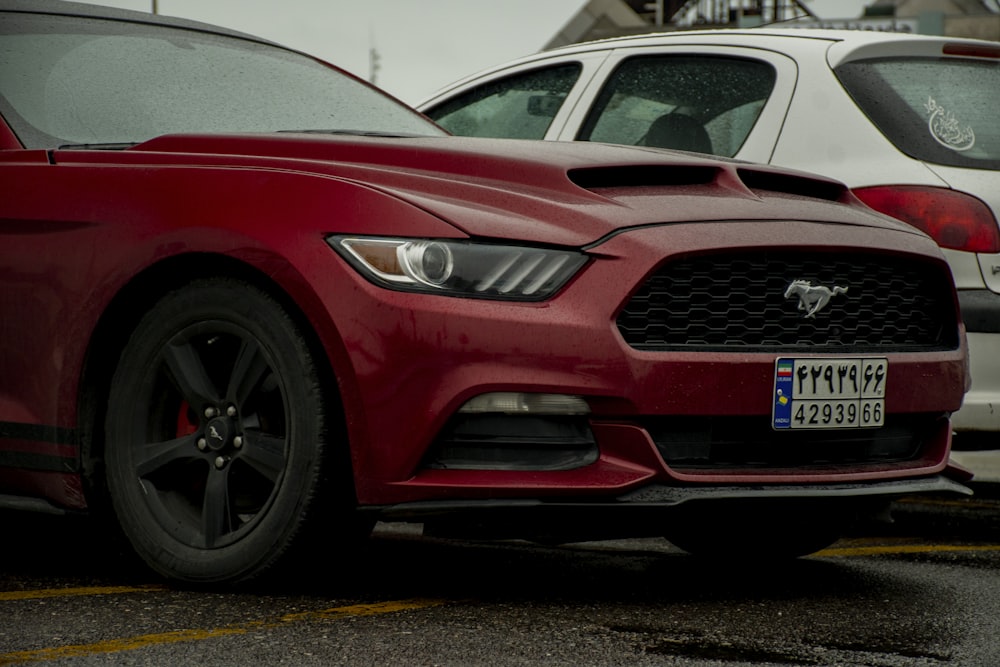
0 627 250 665
0 598 446 666
818 543 1000 558
0 585 168 602
279 598 448 623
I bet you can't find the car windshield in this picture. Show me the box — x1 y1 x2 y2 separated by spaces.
835 56 1000 170
0 13 445 149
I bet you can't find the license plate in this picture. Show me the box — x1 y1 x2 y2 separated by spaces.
772 357 886 430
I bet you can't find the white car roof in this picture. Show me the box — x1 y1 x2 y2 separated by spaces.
543 27 991 54
419 27 999 106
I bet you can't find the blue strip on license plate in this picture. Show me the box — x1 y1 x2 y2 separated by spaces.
772 357 887 430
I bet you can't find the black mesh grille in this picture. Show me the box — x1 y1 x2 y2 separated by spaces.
616 252 958 351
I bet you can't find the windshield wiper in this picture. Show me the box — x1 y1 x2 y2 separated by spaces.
276 129 424 138
57 142 139 150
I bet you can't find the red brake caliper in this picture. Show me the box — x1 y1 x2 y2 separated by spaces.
176 400 199 437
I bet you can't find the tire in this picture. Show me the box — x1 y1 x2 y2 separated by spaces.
104 278 350 584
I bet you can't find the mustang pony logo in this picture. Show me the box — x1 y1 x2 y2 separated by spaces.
209 425 224 441
784 280 847 318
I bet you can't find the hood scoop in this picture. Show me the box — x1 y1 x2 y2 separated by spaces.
736 168 849 203
568 165 718 189
569 163 849 204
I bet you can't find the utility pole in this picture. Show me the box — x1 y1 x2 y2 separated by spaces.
368 26 381 85
644 0 664 27
369 49 380 86
369 47 381 85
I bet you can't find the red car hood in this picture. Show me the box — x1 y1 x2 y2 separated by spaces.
125 132 919 247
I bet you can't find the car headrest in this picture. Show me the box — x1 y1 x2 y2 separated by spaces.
642 112 713 154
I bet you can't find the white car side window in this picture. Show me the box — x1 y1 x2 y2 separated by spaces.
705 99 767 157
577 55 776 157
425 64 581 140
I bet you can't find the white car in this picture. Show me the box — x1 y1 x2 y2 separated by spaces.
418 28 1000 455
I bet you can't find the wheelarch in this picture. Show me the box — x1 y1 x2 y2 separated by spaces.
77 252 355 516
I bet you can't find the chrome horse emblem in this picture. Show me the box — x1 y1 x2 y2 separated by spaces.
784 280 848 318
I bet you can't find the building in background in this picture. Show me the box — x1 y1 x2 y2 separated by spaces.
545 0 1000 48
859 0 1000 40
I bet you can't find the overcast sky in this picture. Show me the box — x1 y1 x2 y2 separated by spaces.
69 0 869 104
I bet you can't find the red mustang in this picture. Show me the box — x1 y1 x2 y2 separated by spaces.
0 0 972 583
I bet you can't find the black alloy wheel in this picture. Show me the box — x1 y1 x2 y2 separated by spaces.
105 278 347 583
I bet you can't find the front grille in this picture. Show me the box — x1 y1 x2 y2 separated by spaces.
643 415 939 471
616 252 958 351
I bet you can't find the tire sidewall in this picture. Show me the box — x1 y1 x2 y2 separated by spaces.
105 279 327 583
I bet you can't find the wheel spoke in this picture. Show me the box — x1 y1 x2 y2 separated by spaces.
240 430 287 483
202 468 233 548
134 434 198 477
163 339 219 409
226 338 271 406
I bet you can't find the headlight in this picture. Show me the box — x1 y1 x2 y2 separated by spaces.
328 236 587 300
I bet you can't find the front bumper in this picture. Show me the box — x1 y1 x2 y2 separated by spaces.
371 475 972 518
319 220 968 506
366 475 971 541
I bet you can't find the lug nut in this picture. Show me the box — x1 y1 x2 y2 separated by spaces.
233 436 243 449
204 407 218 418
197 437 207 451
214 456 226 470
227 405 237 417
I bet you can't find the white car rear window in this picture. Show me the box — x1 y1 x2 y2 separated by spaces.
836 57 1000 170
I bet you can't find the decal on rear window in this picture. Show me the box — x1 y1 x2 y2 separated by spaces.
925 96 975 152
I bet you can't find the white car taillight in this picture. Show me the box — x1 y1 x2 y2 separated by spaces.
853 185 1000 254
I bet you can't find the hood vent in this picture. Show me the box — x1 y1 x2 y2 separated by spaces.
737 168 847 203
568 164 848 204
568 165 718 190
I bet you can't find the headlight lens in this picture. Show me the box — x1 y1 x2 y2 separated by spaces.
329 236 587 300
